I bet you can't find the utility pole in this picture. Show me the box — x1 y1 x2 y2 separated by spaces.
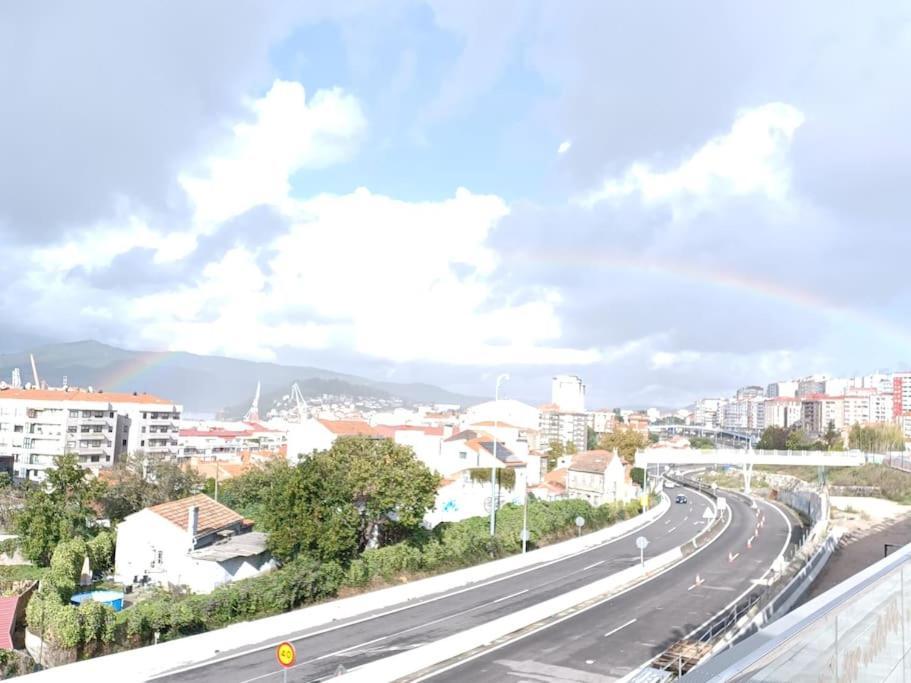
489 373 509 537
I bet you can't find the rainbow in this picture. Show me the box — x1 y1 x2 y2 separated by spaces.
96 350 174 392
520 248 911 351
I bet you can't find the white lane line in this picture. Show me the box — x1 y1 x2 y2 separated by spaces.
493 589 530 604
155 497 677 680
583 560 605 571
603 618 637 638
667 525 678 533
683 516 689 521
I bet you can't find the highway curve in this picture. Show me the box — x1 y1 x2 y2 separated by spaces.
154 488 713 683
420 490 793 683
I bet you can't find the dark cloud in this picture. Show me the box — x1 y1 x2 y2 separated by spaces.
0 2 315 243
66 205 291 293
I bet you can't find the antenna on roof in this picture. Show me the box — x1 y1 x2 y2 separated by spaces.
244 381 261 422
29 354 40 388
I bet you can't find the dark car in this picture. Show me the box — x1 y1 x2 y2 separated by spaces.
675 494 688 504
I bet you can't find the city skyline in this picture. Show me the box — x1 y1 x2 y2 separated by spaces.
3 3 911 406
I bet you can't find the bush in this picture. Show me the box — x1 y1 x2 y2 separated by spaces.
87 531 116 576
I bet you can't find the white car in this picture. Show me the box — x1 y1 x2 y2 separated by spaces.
663 480 676 489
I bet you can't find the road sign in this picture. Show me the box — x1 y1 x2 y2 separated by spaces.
520 528 530 542
717 496 727 510
575 516 585 527
635 536 649 550
276 641 296 669
702 507 714 520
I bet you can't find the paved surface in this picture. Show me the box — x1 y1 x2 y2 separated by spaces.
155 489 712 683
802 512 911 603
423 493 792 683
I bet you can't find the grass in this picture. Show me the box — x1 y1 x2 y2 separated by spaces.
755 464 911 504
0 565 46 581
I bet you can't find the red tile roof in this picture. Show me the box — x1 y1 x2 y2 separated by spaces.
318 419 380 436
543 467 567 488
147 494 245 536
0 596 16 649
0 388 175 405
569 450 618 474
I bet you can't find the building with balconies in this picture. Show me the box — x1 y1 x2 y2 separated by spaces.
0 388 182 480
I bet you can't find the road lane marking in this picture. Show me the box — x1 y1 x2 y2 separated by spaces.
668 525 678 533
583 560 605 571
493 589 529 604
604 618 637 638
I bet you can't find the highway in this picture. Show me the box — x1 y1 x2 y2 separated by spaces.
154 488 713 683
420 490 793 683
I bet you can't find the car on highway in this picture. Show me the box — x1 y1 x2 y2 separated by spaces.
675 494 688 504
663 480 675 489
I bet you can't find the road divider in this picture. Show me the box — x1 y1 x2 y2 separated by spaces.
336 492 729 683
22 494 673 682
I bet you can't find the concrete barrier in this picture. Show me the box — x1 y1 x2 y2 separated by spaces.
20 497 672 681
337 501 730 683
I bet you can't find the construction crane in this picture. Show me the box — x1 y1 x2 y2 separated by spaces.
244 381 261 422
290 382 307 422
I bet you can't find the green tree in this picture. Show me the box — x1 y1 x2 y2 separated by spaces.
687 436 716 449
785 429 811 451
598 430 647 460
848 423 905 452
219 460 292 523
13 455 105 565
586 427 598 450
100 452 203 522
263 437 439 562
546 440 564 469
757 426 789 450
822 420 842 450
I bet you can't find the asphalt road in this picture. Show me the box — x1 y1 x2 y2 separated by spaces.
154 487 712 683
421 492 793 683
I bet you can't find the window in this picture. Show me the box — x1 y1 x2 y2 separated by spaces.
141 440 145 447
121 439 127 447
69 410 79 418
459 451 467 460
156 550 163 564
90 455 99 463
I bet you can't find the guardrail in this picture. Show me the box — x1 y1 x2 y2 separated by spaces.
640 473 831 680
337 483 727 683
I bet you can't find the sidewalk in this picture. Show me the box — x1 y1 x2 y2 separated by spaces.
801 502 911 603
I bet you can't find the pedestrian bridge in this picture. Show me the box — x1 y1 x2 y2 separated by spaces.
649 424 758 446
634 448 865 493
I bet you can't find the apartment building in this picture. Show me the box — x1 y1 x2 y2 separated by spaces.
693 398 725 427
551 375 586 414
893 372 911 418
800 395 844 436
766 381 798 399
763 397 802 429
539 404 587 453
722 398 764 431
0 388 181 480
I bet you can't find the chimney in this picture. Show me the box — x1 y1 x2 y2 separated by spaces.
187 505 199 548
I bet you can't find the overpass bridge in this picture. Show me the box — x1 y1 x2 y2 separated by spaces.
649 424 759 447
634 448 866 493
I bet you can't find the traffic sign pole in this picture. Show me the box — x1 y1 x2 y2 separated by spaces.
276 641 296 682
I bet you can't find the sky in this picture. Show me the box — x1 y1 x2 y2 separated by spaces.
2 1 910 408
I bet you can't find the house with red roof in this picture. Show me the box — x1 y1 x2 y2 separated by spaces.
285 417 381 461
113 494 274 594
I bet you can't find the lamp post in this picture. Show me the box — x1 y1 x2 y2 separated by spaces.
489 373 509 537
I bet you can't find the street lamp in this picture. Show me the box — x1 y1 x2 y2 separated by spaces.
489 373 509 537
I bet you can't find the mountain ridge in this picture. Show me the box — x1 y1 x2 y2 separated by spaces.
0 340 483 414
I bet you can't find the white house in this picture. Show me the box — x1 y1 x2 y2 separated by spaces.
373 424 446 471
426 468 526 527
285 418 380 462
114 494 274 594
566 450 636 506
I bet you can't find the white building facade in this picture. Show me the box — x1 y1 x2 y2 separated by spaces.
0 388 181 480
551 375 586 414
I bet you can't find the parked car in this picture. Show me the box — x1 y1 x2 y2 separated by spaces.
675 494 688 504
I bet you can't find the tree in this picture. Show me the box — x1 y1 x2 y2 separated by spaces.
100 452 203 522
823 420 842 450
757 426 789 450
785 429 811 451
688 436 716 449
262 437 440 562
586 427 598 450
848 423 905 452
13 454 105 565
598 430 647 460
546 440 565 470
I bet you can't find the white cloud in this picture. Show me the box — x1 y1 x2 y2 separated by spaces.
180 80 367 225
577 102 805 213
557 139 572 155
650 350 703 369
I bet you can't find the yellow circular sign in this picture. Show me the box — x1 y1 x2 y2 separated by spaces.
276 641 296 668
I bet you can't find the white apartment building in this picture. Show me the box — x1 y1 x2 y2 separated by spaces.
766 381 799 399
551 375 586 414
539 405 587 452
763 398 802 429
0 388 181 480
694 398 725 427
588 409 616 435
